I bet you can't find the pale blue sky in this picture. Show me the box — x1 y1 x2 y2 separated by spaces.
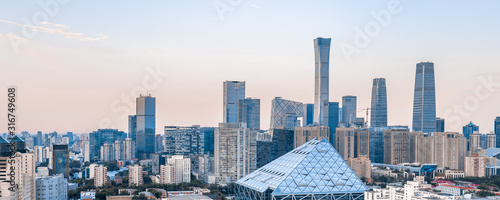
1 1 499 134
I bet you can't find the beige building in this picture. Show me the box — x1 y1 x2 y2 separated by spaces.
7 152 36 200
346 156 371 179
166 155 191 183
469 133 481 151
294 126 330 148
128 165 143 186
160 164 174 184
94 165 108 187
464 148 497 177
335 127 369 160
384 128 410 165
215 123 256 184
411 132 467 170
487 133 496 149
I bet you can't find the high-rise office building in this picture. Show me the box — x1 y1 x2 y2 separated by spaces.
463 121 479 140
128 115 137 141
302 104 314 126
313 37 331 125
370 78 388 127
256 128 294 168
88 129 126 161
94 165 108 187
35 174 68 200
342 96 357 127
294 126 330 148
201 127 216 155
128 165 143 186
214 123 256 184
52 144 69 180
269 97 304 130
164 126 205 155
496 117 500 147
113 140 125 160
155 134 163 153
136 94 156 160
37 131 43 146
412 62 437 133
436 118 445 132
238 98 260 130
325 102 339 146
223 81 246 123
166 155 191 183
336 127 369 160
383 127 411 165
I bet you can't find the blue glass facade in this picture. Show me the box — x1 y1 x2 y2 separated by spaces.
238 98 260 130
303 104 314 126
270 97 304 130
436 118 445 132
368 127 389 164
89 129 126 161
256 129 294 168
327 102 339 147
342 96 357 127
412 62 437 133
224 81 246 123
463 121 479 139
370 78 387 127
496 117 500 147
52 144 69 180
201 127 215 155
136 95 156 160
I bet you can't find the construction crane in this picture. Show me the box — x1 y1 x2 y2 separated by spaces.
357 107 370 128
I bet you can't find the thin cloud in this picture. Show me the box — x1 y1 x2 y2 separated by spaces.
0 20 108 42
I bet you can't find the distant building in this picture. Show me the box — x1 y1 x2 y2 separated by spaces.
313 37 331 125
223 81 245 123
135 95 156 160
155 134 163 153
462 121 479 140
215 123 256 184
302 104 314 126
371 78 388 127
35 174 68 200
342 96 357 127
269 97 304 130
89 129 127 161
238 98 260 130
94 165 108 187
100 143 113 162
9 152 35 200
164 126 205 155
124 137 136 160
294 126 330 148
411 132 467 170
383 127 410 165
346 156 371 179
167 155 191 183
412 62 437 133
129 165 143 186
325 102 340 147
256 128 294 168
464 148 497 177
496 117 500 148
436 117 445 132
52 144 69 180
160 164 174 184
335 127 370 160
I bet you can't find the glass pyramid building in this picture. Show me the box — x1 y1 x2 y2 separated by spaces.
235 138 367 200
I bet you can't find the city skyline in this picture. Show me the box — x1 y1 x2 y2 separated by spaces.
1 1 500 134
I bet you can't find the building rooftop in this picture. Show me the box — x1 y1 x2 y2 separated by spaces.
236 138 367 195
166 195 212 200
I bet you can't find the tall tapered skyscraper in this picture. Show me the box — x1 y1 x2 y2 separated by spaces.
370 78 387 127
223 81 245 123
136 94 156 160
313 37 331 125
412 62 436 133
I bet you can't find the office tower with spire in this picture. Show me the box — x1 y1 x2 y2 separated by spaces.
342 96 357 127
370 78 388 127
412 62 437 133
463 121 479 140
313 37 331 125
223 81 246 123
136 94 156 160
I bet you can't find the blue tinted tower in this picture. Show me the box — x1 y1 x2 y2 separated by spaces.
412 62 437 133
436 118 445 132
238 98 260 130
496 117 500 147
370 78 388 127
223 81 246 123
463 121 479 140
136 95 156 160
342 96 357 127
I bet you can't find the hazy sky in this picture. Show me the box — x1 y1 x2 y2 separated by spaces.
1 1 500 135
